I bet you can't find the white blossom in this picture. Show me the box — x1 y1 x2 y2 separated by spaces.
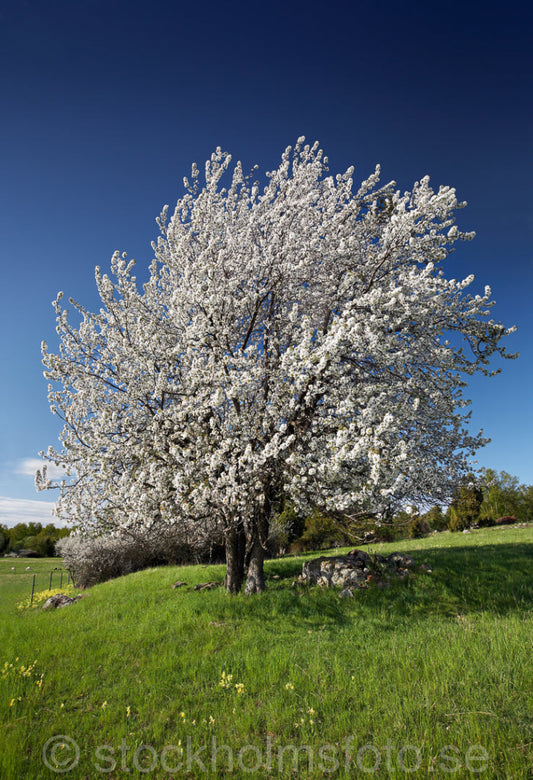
38 139 516 592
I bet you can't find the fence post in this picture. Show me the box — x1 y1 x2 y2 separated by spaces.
30 574 36 606
49 570 53 590
60 571 63 587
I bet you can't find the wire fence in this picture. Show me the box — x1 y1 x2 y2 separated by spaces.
22 569 71 605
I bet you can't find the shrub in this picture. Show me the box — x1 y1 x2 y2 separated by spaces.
423 506 447 532
448 508 472 532
448 475 484 531
375 522 410 542
371 511 412 543
267 503 306 556
495 515 516 526
57 524 224 588
289 511 350 553
288 511 411 552
408 516 430 539
476 515 496 528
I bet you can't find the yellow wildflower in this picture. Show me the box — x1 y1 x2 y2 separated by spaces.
219 671 234 688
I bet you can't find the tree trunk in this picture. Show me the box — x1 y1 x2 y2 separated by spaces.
244 515 269 595
224 526 246 594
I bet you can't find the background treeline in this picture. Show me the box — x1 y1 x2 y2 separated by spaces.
0 522 70 557
275 468 533 553
7 467 531 584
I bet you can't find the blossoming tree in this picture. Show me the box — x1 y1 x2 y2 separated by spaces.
38 138 515 593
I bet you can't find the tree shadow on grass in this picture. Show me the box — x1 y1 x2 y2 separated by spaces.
400 541 533 616
257 542 533 624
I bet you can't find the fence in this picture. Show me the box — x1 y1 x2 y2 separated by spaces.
26 569 71 605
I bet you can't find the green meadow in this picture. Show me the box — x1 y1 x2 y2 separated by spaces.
1 525 532 778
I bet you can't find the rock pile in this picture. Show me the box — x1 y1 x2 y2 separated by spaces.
299 549 417 594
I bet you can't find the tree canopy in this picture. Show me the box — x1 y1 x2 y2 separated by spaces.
39 139 516 592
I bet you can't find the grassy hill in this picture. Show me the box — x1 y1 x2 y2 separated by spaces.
1 525 532 778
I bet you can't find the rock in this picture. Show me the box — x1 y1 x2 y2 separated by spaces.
193 581 223 591
347 549 374 566
385 552 415 568
419 564 433 573
331 566 366 588
339 588 354 598
42 594 80 610
301 556 332 580
172 581 188 589
300 549 416 591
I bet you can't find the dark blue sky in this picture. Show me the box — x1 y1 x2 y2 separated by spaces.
1 0 531 526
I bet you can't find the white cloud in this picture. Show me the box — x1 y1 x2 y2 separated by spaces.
17 458 69 481
0 496 70 528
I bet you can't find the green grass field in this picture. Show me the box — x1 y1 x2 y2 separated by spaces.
1 525 532 778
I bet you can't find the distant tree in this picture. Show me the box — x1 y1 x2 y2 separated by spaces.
9 524 27 541
408 513 430 539
291 510 351 552
39 139 515 593
268 501 306 556
0 526 8 554
448 474 484 531
423 505 447 532
26 522 43 537
30 531 55 557
7 524 32 550
478 468 532 523
0 522 69 556
524 485 533 522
